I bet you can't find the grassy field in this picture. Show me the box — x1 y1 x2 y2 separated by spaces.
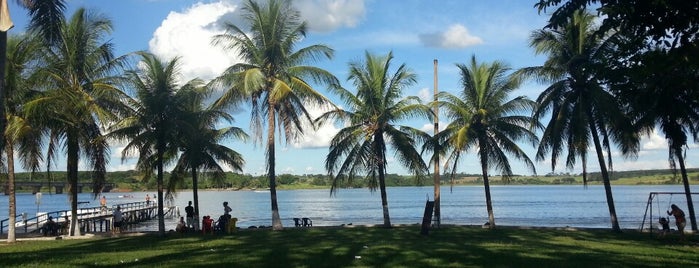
2 226 698 267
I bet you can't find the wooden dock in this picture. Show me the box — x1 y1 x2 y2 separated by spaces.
1 200 178 235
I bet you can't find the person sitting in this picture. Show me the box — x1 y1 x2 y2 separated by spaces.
43 216 58 236
60 216 70 235
658 217 670 236
202 216 214 234
215 215 231 233
176 217 186 233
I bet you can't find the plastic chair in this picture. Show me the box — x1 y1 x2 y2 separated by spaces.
302 218 312 227
227 218 238 233
293 218 302 227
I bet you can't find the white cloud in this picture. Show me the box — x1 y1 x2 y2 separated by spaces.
642 130 668 150
293 104 341 149
294 0 366 32
148 1 243 82
419 122 447 134
417 87 431 103
419 24 483 49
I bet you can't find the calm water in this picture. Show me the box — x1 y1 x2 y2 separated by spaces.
1 185 697 231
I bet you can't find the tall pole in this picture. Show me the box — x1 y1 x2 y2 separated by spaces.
433 59 440 227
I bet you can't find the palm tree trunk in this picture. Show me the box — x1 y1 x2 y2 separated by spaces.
479 141 495 229
6 140 16 242
375 134 392 228
0 31 7 167
0 31 9 241
268 102 282 230
191 167 200 228
67 134 80 236
588 118 621 232
156 153 165 235
675 149 698 231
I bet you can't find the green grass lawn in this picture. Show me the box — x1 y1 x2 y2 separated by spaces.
2 226 698 267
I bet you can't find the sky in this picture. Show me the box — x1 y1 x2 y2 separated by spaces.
5 0 695 176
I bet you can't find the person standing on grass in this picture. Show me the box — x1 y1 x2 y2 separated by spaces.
667 204 686 234
185 201 195 231
113 206 124 234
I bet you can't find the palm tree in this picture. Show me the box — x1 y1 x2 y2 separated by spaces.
1 1 65 240
167 85 247 227
212 0 337 230
431 55 538 229
24 8 128 236
109 52 192 235
317 51 431 228
0 0 66 155
518 10 639 232
3 33 44 242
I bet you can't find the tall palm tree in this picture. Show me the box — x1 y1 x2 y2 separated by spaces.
167 85 247 226
1 1 65 241
518 10 639 232
432 55 538 229
109 52 191 235
212 0 337 230
0 0 66 155
24 8 128 236
3 33 44 242
317 51 431 228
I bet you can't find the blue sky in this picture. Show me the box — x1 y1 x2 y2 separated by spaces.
6 0 693 176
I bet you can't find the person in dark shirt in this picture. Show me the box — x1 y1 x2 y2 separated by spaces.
185 201 195 231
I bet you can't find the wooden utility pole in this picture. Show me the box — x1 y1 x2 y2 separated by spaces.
433 59 440 227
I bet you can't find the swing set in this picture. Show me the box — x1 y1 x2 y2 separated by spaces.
640 192 697 233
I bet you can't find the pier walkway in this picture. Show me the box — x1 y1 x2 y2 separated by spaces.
1 201 178 236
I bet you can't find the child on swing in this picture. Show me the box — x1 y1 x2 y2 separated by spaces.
658 217 670 236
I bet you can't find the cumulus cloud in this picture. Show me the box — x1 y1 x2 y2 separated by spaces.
148 1 243 82
419 24 483 49
293 104 341 148
293 0 366 32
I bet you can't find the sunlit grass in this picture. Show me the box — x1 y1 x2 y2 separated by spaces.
1 226 697 267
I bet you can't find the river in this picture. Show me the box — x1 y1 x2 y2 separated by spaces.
1 185 697 231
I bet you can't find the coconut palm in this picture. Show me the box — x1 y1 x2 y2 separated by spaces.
317 51 431 228
0 0 66 166
3 33 44 242
431 55 538 229
212 0 337 230
167 86 247 226
23 8 128 236
518 10 639 232
1 1 65 239
109 52 193 235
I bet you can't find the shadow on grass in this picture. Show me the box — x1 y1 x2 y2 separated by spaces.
2 226 697 267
